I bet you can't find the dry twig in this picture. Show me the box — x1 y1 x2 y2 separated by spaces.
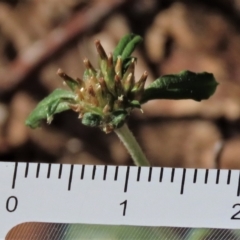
0 0 125 93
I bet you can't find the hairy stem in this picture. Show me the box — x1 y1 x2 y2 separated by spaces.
114 124 150 166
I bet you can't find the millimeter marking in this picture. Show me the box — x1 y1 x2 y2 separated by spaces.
103 166 107 180
25 162 29 178
47 163 51 178
92 165 96 180
180 168 186 194
124 166 130 192
148 167 152 182
114 166 118 181
205 170 209 184
237 172 240 197
81 165 85 180
36 163 41 178
171 168 175 182
193 169 198 183
137 167 141 181
12 162 18 189
8 163 240 200
58 164 63 179
68 165 74 191
227 170 231 185
159 168 164 182
216 170 220 184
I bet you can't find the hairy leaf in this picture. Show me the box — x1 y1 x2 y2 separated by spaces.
121 35 142 60
140 71 218 103
113 33 135 62
129 100 141 109
113 34 142 62
25 89 76 128
81 112 102 127
111 110 128 128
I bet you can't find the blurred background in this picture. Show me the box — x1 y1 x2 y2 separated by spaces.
1 0 240 169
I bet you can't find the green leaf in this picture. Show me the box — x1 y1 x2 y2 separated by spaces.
81 112 102 127
129 100 141 109
25 89 76 128
140 70 218 103
121 35 142 60
111 110 128 128
113 34 142 62
113 34 135 62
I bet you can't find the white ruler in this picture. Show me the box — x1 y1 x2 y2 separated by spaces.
1 161 240 238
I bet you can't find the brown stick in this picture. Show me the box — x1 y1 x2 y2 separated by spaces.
0 0 125 92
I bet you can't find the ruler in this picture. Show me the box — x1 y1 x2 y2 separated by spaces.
1 161 240 238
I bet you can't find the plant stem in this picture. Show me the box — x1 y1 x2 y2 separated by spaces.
114 123 150 166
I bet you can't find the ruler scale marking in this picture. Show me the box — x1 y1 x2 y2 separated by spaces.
92 165 96 180
148 167 152 182
114 166 118 181
193 169 198 183
36 163 41 178
137 167 141 181
216 169 220 184
124 166 130 192
205 169 209 184
12 162 18 189
103 165 107 180
227 170 231 185
3 162 240 238
58 164 63 179
68 165 74 191
25 162 29 178
81 165 85 180
237 172 240 197
47 163 51 179
171 168 175 182
159 167 164 182
180 168 186 195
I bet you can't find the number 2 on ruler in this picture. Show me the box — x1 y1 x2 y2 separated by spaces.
231 204 240 220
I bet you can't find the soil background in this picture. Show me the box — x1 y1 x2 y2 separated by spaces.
1 0 240 169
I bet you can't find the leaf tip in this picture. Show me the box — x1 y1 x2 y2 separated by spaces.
57 68 64 76
25 118 38 129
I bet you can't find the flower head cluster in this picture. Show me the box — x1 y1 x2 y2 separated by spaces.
25 34 218 133
58 37 147 133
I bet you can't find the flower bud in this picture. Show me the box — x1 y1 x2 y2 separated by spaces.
57 68 80 91
107 53 113 69
122 59 135 83
132 71 148 100
95 40 107 60
83 58 96 77
124 73 134 93
115 56 122 78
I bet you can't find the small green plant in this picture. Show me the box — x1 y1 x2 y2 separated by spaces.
25 33 218 166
